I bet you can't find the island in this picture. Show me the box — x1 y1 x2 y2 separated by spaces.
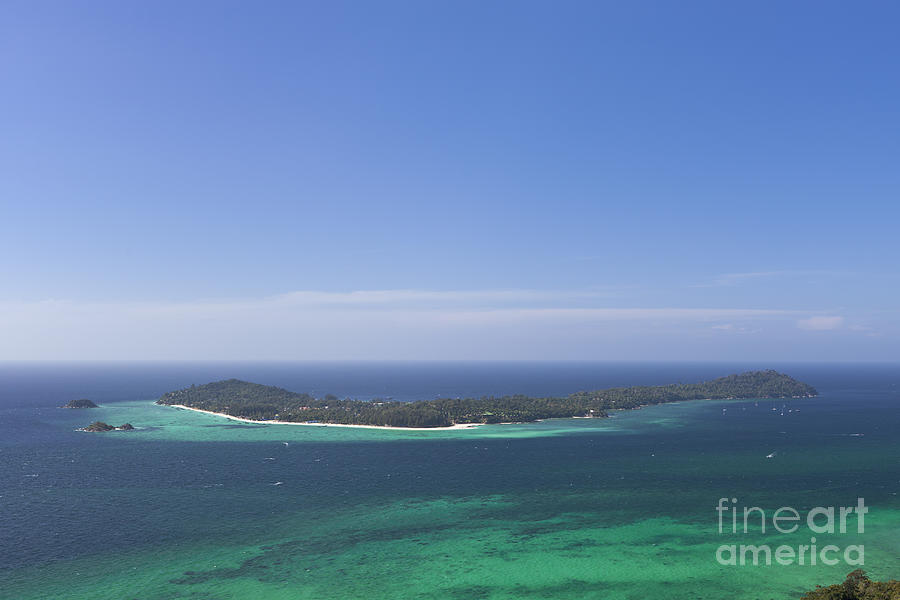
157 370 816 429
79 421 135 432
62 398 99 409
801 569 899 599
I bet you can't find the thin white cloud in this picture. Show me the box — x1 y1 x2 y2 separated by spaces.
0 290 823 322
694 269 857 288
796 316 844 331
709 271 785 286
75 289 623 318
0 289 855 359
710 323 759 334
270 288 617 307
437 307 798 324
701 271 786 287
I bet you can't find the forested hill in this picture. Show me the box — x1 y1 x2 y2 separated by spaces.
157 370 816 428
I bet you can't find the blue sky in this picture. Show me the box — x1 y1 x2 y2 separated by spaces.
1 1 898 360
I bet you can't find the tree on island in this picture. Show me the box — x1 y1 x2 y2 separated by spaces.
801 570 900 599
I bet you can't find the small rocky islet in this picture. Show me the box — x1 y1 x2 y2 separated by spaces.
79 421 135 432
62 398 99 409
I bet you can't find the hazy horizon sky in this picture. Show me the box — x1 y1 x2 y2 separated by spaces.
2 1 898 360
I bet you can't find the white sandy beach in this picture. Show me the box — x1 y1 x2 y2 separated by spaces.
167 404 482 431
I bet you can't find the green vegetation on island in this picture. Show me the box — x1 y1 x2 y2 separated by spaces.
63 398 99 408
801 570 900 599
157 370 816 428
80 421 134 432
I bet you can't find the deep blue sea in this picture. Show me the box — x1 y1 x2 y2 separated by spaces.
1 362 898 599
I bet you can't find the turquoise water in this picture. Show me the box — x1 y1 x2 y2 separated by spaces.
1 362 898 598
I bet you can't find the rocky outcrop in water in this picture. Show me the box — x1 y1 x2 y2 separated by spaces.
63 399 99 409
80 421 135 432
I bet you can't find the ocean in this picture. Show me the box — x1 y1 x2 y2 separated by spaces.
1 362 898 599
